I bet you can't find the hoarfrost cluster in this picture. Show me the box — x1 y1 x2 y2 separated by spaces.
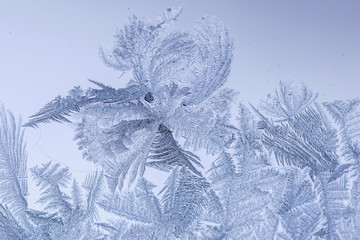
0 7 359 240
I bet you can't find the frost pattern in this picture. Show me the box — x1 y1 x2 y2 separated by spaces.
0 6 359 240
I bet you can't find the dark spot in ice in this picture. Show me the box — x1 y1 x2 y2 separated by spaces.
144 92 154 103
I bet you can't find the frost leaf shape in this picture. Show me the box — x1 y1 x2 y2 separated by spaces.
254 105 338 171
29 163 106 239
24 80 148 127
0 107 30 230
206 104 286 239
324 99 360 162
323 99 360 239
313 172 352 240
103 5 187 76
207 152 284 240
102 14 233 106
82 170 105 222
149 31 196 90
97 178 165 239
71 179 83 210
98 178 162 225
160 166 209 238
183 17 234 105
206 152 235 210
146 124 203 175
260 80 318 121
31 162 72 217
168 88 237 155
278 169 322 240
75 102 158 192
0 204 29 240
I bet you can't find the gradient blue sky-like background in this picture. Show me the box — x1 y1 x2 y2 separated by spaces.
0 0 359 206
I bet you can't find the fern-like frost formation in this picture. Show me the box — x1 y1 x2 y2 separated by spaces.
0 6 359 240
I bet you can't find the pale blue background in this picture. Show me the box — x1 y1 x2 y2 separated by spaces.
0 0 359 207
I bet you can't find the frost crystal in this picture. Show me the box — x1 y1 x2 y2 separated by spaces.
0 6 358 239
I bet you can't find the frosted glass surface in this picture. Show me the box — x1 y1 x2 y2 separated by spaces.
0 1 359 239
